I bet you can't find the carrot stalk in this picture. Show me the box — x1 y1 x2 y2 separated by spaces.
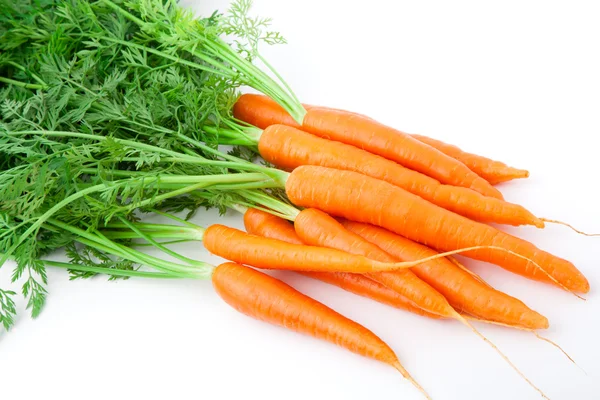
212 262 430 399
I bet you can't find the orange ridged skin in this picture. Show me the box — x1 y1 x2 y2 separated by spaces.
412 134 529 185
204 224 407 274
260 124 542 227
243 208 441 319
212 262 402 365
343 221 549 330
301 108 503 199
294 208 455 318
285 166 589 293
233 94 502 199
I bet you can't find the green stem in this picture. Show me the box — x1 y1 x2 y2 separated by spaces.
201 124 261 146
10 129 272 174
44 259 182 279
6 61 48 87
0 183 113 268
149 209 203 230
0 76 45 90
116 216 204 266
46 219 208 277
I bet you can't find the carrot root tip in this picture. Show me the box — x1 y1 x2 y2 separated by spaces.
540 218 600 236
392 361 431 400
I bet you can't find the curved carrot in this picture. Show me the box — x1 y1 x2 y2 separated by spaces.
233 93 503 199
212 262 429 397
285 165 589 293
294 208 457 318
260 124 542 227
204 224 494 274
411 134 529 185
243 208 441 319
342 220 549 330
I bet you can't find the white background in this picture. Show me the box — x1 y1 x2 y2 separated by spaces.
1 1 599 399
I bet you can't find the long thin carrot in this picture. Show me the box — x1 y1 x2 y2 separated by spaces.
243 207 441 319
212 262 429 397
342 220 549 330
243 208 548 397
411 134 529 185
203 224 500 274
259 124 542 227
285 165 590 293
234 93 503 199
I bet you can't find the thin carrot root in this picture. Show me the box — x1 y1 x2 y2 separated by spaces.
447 256 492 288
533 332 585 374
456 313 550 399
392 361 432 400
540 218 600 237
466 315 580 369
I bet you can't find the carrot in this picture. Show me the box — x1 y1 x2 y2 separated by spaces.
212 262 429 397
234 93 503 199
411 134 529 185
294 208 458 319
285 165 590 293
234 93 303 129
259 124 543 227
243 207 441 319
203 224 496 274
245 208 548 397
342 220 549 330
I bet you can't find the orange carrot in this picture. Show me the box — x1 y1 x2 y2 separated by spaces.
234 93 503 199
285 165 589 293
203 224 493 274
243 208 441 319
259 124 542 227
243 209 548 397
342 220 549 330
212 262 429 397
294 208 458 319
411 134 529 185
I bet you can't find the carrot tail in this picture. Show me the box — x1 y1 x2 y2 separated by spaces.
540 218 600 237
533 332 584 373
455 313 549 399
393 361 432 400
466 315 579 368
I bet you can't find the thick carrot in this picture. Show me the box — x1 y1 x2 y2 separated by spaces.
285 165 589 293
234 93 503 199
342 220 549 330
212 262 429 397
204 224 497 274
243 208 441 319
260 124 542 227
294 208 458 318
411 134 529 185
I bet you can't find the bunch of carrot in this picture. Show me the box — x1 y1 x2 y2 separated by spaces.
0 0 592 398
